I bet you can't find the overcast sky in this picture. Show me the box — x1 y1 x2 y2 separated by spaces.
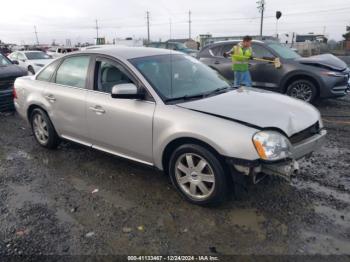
1 0 349 45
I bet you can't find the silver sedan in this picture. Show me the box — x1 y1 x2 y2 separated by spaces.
14 47 326 206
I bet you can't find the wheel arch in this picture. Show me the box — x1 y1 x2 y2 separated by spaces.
161 137 226 174
27 104 49 122
282 72 321 96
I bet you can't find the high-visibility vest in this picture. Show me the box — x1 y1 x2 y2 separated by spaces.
232 43 252 72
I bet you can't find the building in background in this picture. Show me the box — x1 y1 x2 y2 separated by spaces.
114 38 143 47
166 38 198 50
279 33 328 56
343 26 350 51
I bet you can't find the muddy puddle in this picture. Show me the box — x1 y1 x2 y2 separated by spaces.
228 208 267 240
292 180 350 204
68 176 135 210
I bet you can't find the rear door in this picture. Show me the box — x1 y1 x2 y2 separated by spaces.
250 43 280 90
214 43 236 81
199 43 235 81
43 55 92 145
86 56 155 164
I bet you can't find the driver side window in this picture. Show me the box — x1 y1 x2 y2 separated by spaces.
17 53 26 61
10 52 18 60
94 59 133 93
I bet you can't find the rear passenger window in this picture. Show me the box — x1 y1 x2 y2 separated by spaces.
55 56 90 88
36 61 59 82
209 46 223 57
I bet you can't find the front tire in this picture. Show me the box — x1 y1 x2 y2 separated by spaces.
286 79 317 103
168 144 229 206
30 108 60 149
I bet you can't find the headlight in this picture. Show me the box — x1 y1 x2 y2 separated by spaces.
320 71 344 77
252 131 291 161
34 63 44 67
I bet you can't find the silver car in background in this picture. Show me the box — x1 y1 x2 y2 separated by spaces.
14 47 326 206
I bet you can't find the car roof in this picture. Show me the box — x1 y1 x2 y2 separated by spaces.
21 50 43 53
209 40 265 46
78 46 182 59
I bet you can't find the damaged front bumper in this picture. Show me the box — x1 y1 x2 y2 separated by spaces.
227 129 327 183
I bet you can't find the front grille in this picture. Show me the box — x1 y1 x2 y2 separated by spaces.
290 121 320 144
0 77 15 91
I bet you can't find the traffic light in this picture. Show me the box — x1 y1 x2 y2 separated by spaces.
276 11 282 20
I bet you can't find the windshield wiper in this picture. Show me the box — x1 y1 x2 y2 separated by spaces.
164 94 205 103
203 86 235 97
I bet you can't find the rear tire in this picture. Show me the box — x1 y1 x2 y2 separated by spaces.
28 66 35 75
168 144 229 206
286 79 317 103
30 108 60 149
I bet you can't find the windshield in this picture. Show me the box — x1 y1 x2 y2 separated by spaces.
268 43 300 59
129 54 231 102
0 53 12 66
25 52 52 60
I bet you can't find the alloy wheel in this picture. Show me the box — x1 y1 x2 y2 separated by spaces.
175 153 215 200
33 113 49 145
289 82 313 102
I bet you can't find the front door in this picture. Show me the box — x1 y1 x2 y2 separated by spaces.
86 57 155 164
250 44 280 90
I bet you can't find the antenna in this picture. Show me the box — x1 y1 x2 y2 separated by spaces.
34 26 39 45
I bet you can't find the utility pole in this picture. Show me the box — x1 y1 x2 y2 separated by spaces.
146 11 150 44
188 10 192 39
169 18 172 39
34 26 39 45
95 19 99 42
257 0 265 37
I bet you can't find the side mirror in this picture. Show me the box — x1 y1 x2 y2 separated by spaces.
12 60 19 65
111 83 145 99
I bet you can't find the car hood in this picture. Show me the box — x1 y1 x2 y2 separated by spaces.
177 88 320 137
30 59 54 65
295 54 347 71
0 64 27 78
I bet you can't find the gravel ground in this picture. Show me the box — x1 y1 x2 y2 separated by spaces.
0 95 350 257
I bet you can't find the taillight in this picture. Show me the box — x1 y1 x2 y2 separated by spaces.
13 85 18 99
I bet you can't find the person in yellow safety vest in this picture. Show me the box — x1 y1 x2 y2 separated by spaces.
224 35 254 87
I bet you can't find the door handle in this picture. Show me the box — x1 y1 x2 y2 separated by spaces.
89 105 105 114
214 61 220 64
45 94 56 102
